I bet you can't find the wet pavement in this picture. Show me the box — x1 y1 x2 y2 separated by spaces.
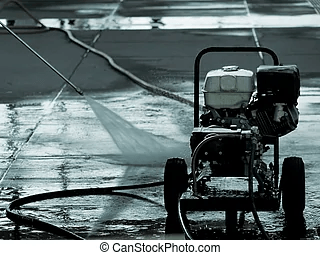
0 0 320 240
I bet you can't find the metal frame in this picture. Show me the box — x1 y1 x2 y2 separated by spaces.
192 46 281 188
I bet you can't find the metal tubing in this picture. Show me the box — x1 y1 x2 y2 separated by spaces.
248 137 270 239
0 20 84 96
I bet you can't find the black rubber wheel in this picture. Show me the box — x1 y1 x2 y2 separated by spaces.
281 156 306 238
281 156 305 214
164 157 188 235
164 157 188 213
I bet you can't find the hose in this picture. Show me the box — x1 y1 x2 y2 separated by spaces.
6 181 164 240
248 137 270 239
51 27 194 107
177 195 193 240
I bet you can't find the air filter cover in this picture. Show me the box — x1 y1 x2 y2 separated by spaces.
203 66 255 109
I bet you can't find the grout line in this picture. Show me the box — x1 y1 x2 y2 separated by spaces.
243 0 265 64
307 0 320 14
103 0 123 30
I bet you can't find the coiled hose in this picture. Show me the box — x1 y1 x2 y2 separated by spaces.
6 181 164 240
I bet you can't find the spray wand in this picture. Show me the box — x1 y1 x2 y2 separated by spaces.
0 20 84 96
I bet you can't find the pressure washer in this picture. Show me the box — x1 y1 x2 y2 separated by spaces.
0 2 306 240
164 47 306 239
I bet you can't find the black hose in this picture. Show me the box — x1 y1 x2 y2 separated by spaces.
177 195 193 240
48 27 194 107
6 181 164 240
248 138 270 239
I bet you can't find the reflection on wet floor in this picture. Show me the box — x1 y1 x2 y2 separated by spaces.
56 161 70 191
28 0 320 30
34 13 320 30
2 9 320 30
4 105 20 157
1 0 320 31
